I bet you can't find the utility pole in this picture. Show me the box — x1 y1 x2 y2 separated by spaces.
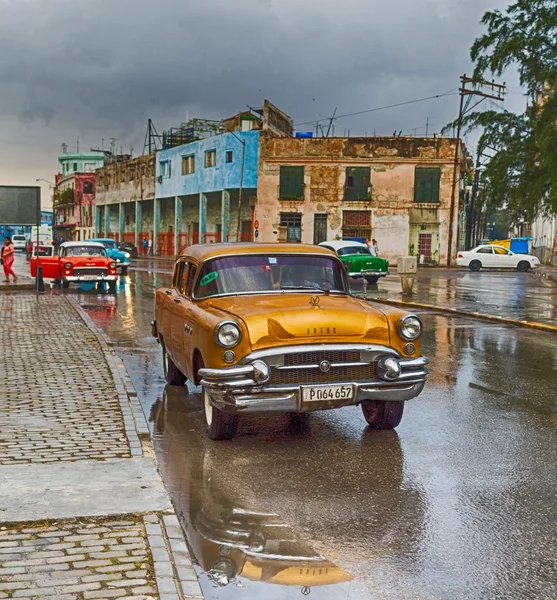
448 74 505 266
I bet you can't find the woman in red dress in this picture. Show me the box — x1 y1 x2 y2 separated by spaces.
2 237 18 282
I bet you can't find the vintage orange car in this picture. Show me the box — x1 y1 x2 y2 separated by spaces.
30 241 119 290
153 243 429 440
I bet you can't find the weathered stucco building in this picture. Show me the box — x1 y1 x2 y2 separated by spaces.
255 136 466 265
95 154 156 247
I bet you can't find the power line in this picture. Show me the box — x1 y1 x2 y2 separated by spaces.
294 89 459 128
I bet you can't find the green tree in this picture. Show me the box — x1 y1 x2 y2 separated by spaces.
458 0 557 218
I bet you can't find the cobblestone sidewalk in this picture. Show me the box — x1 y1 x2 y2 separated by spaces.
0 295 129 464
0 294 204 599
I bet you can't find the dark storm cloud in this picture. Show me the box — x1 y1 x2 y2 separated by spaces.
0 0 519 182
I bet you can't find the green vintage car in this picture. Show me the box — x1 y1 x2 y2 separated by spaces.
319 240 389 284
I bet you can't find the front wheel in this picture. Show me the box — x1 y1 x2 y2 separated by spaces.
365 276 379 284
203 388 238 440
516 260 530 272
162 341 187 386
469 260 482 272
108 280 117 292
361 400 404 430
61 278 70 289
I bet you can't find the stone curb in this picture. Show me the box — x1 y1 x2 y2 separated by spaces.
145 514 204 599
0 282 36 292
67 297 151 452
366 296 557 333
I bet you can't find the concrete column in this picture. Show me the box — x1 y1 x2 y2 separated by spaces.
153 197 160 254
118 203 125 243
104 205 111 237
221 190 230 242
174 196 182 255
135 200 142 248
95 207 102 237
199 193 207 244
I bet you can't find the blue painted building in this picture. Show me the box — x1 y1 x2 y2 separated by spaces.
155 130 259 253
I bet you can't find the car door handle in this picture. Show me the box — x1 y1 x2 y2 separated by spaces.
165 289 173 295
173 297 181 303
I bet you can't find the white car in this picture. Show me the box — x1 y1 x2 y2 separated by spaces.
456 245 540 272
12 234 28 251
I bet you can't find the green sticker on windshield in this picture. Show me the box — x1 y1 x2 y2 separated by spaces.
200 271 219 286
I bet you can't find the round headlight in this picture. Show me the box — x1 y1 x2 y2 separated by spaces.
124 252 130 258
215 321 241 348
398 315 422 340
109 262 117 269
64 262 72 270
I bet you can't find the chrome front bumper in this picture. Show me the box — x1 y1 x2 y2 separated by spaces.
199 344 429 415
65 275 118 282
349 270 389 278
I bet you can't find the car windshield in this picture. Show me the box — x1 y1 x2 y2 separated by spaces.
63 246 106 257
337 246 371 256
195 254 348 298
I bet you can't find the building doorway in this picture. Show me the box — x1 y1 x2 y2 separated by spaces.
313 214 328 245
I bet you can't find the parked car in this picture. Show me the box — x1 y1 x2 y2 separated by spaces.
319 240 389 284
30 241 118 290
87 238 130 273
12 234 28 252
456 245 540 272
118 241 138 259
153 243 429 440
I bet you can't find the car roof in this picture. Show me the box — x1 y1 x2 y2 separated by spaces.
474 244 509 251
318 240 367 250
179 243 336 262
87 238 113 242
61 241 105 248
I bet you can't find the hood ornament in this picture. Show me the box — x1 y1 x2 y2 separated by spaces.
309 296 320 306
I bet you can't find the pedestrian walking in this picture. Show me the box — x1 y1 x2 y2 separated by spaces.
148 238 153 256
370 238 379 256
2 237 18 282
142 238 148 255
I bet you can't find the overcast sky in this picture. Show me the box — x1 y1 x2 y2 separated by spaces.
0 0 524 209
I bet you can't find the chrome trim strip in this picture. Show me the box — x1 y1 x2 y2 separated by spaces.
275 361 371 371
243 343 399 363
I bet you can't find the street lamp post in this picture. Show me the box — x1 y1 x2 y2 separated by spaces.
226 132 247 243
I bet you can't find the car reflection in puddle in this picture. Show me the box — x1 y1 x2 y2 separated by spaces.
151 386 353 599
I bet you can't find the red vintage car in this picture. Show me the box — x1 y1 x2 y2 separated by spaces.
30 241 118 290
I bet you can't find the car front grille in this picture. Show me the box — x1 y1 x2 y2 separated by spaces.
268 362 378 386
284 350 361 366
73 268 108 277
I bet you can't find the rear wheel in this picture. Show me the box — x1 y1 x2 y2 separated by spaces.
469 260 482 272
162 340 187 386
361 400 404 430
517 260 530 272
365 276 379 284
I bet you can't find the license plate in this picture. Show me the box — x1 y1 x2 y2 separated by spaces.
79 276 99 281
302 384 354 402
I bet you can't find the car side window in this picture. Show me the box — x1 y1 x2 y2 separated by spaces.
172 261 186 290
186 264 197 297
477 247 493 254
494 247 509 255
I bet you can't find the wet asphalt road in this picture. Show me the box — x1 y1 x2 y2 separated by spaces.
60 260 557 599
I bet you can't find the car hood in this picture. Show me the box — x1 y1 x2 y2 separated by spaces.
205 293 390 350
66 257 111 266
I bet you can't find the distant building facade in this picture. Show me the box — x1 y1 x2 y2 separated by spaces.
54 151 105 241
95 154 156 249
255 135 468 266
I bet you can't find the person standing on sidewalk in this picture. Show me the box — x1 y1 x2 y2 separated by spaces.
2 237 18 282
370 238 379 256
142 238 148 255
148 237 153 256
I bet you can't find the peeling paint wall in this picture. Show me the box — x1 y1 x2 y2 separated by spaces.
96 155 156 206
256 136 464 265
